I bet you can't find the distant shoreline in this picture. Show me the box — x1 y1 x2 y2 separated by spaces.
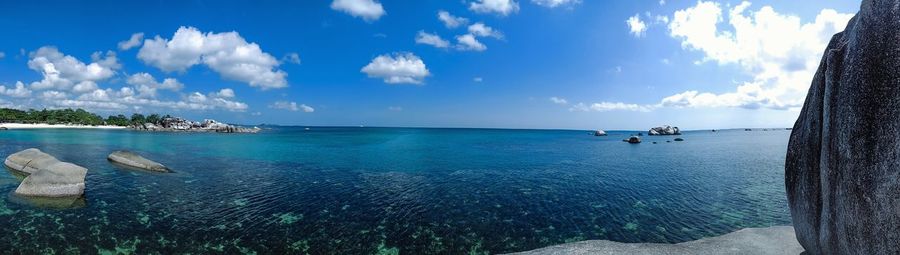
0 123 127 130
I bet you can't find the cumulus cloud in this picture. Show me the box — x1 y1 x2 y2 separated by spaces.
661 1 853 110
137 26 288 89
438 10 469 28
470 0 519 16
569 102 655 112
27 46 119 91
270 101 314 112
283 52 301 64
361 52 430 84
125 73 184 98
118 33 144 50
331 0 386 22
415 31 450 48
626 14 648 37
215 88 235 98
549 97 568 105
532 0 581 8
468 23 503 39
456 34 487 51
0 82 32 98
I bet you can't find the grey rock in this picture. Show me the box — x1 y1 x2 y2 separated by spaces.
504 226 802 255
627 136 641 144
786 1 900 254
15 161 86 197
5 148 62 175
5 148 87 198
594 130 607 136
648 125 680 135
108 150 169 172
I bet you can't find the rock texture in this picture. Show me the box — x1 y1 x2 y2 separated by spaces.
648 125 680 135
505 226 802 255
108 150 169 172
594 130 607 136
785 1 900 254
4 148 86 197
132 117 260 133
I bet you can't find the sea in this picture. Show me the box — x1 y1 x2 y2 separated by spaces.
0 127 792 254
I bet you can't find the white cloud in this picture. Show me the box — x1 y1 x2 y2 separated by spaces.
126 72 184 98
569 102 655 112
626 14 648 37
270 101 314 112
72 81 99 94
468 23 503 39
27 46 119 91
549 97 568 105
361 52 430 84
662 1 853 110
655 15 670 24
473 77 483 82
137 26 288 89
118 33 144 50
215 88 235 98
40 90 68 100
415 31 450 48
331 0 385 22
283 52 301 64
659 0 666 5
456 34 487 51
470 0 519 16
0 52 5 59
532 0 581 8
388 106 403 111
0 82 32 98
438 10 469 28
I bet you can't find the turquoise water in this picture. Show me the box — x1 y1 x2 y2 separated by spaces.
0 127 791 254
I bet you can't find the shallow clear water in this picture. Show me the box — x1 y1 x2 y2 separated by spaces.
0 127 791 254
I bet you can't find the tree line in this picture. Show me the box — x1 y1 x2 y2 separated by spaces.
0 108 171 126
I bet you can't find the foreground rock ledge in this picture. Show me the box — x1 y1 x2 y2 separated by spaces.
504 226 801 255
4 148 87 197
108 150 170 172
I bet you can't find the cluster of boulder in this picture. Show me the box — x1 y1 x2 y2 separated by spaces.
133 117 260 133
3 148 170 201
648 125 680 135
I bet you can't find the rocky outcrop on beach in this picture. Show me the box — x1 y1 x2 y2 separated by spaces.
593 130 607 136
785 1 900 254
4 148 86 197
108 150 170 172
648 125 680 135
132 117 260 133
505 226 802 255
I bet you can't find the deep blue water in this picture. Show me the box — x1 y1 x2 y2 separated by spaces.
0 127 792 254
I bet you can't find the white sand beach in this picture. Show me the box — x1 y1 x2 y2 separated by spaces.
0 123 127 129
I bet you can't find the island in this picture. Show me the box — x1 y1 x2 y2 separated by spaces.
0 108 259 133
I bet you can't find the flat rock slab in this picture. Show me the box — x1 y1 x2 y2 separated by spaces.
108 150 169 172
15 161 87 197
504 226 802 255
4 148 58 174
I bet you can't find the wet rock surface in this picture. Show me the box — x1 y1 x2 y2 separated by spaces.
785 0 900 254
108 150 170 172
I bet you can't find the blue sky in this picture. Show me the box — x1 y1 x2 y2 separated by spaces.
0 0 859 130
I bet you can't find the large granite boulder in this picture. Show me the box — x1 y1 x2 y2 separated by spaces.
108 150 170 172
5 148 87 197
785 1 900 254
5 148 64 175
15 162 87 197
648 125 680 135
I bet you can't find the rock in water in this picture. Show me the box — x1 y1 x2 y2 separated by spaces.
5 148 72 175
593 130 607 136
785 1 900 254
5 148 87 197
108 150 170 172
15 162 86 197
648 125 680 135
